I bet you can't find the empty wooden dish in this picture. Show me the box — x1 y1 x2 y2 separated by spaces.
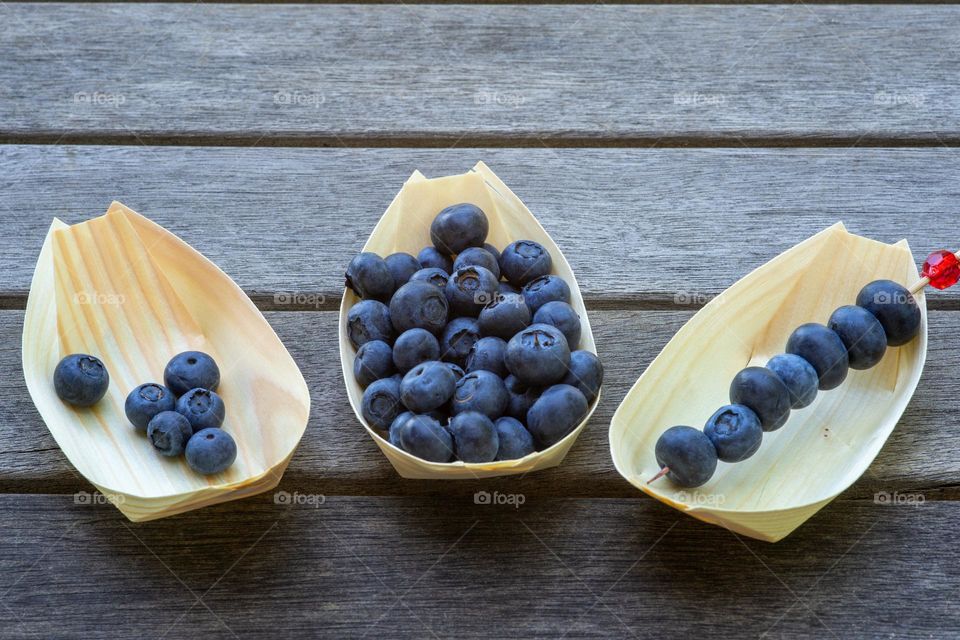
609 223 927 542
22 203 310 521
339 162 600 479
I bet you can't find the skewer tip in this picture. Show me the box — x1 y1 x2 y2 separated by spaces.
647 466 670 485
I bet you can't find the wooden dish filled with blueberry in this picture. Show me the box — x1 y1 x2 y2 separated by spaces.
609 223 958 542
339 162 603 479
22 203 310 521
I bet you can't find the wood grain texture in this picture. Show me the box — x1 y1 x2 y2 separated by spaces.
3 308 959 498
1 6 959 144
1 494 958 638
2 146 960 307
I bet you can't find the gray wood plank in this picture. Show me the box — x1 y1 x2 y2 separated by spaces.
2 146 959 308
1 494 957 639
1 5 959 143
3 308 958 498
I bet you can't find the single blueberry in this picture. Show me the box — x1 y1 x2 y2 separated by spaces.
828 305 887 370
451 370 509 419
729 367 792 431
147 411 193 457
125 382 176 431
384 252 421 290
164 351 220 397
454 247 501 280
185 428 238 474
477 294 531 340
526 384 588 449
176 388 226 432
494 417 536 461
482 243 501 263
505 323 571 387
410 267 449 290
354 340 396 386
361 376 402 430
389 280 449 335
430 203 489 255
439 317 481 368
560 350 603 404
398 414 454 463
448 411 499 462
466 336 508 377
347 300 395 349
388 411 415 448
499 240 552 287
703 404 763 463
654 425 718 488
504 374 541 420
445 266 500 317
417 246 453 274
856 280 922 347
345 252 394 301
53 353 110 407
400 361 457 413
766 354 818 409
522 275 571 314
786 323 849 390
533 301 581 349
393 328 440 373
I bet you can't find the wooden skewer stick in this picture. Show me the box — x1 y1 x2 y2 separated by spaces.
647 467 670 484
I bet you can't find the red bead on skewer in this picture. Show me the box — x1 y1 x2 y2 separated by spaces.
921 250 960 290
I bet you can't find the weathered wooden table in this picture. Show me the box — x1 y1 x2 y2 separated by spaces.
2 4 959 638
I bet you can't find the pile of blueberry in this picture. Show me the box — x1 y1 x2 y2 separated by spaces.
651 279 922 488
53 350 237 475
346 202 603 463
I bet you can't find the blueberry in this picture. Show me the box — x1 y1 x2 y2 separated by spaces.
389 281 449 335
451 370 509 419
393 328 440 373
856 280 921 347
454 247 501 280
526 384 588 449
466 336 508 377
505 323 571 387
729 367 791 431
147 411 193 457
400 361 457 413
410 267 449 290
384 252 421 290
522 275 571 314
828 305 887 370
786 323 849 390
703 404 763 463
164 351 220 397
125 383 176 431
347 300 395 348
430 203 488 254
499 281 521 297
444 362 466 382
185 428 237 474
176 388 226 432
417 246 453 274
389 411 414 448
398 414 454 463
533 301 581 349
345 252 394 301
361 376 402 430
482 243 501 263
439 317 480 367
477 294 531 340
766 354 819 409
494 417 536 461
504 374 540 420
445 266 500 317
560 350 603 404
499 240 552 287
448 411 499 462
354 340 396 386
653 425 718 488
53 353 109 407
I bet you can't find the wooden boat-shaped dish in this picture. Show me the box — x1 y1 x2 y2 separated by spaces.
339 162 600 479
609 223 927 542
22 203 310 521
